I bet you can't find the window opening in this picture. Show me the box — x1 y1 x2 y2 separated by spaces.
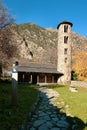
65 57 67 63
64 36 68 43
64 48 68 54
64 25 68 32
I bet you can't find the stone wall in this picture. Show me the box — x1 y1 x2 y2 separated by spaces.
71 80 87 88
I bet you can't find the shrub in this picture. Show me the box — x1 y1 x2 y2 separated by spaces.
71 70 78 80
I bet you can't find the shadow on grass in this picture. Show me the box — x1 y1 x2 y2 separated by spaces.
27 85 87 130
43 84 68 89
0 82 39 130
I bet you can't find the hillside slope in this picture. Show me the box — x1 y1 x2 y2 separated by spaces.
0 23 87 81
10 23 57 65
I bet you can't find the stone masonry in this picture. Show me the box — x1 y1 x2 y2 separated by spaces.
57 21 73 84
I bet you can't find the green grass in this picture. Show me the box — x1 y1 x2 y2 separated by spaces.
0 82 39 130
43 84 87 130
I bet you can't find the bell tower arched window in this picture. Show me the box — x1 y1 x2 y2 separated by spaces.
65 57 67 63
64 36 68 43
64 48 68 54
64 25 68 32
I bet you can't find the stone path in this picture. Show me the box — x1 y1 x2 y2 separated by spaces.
26 86 79 130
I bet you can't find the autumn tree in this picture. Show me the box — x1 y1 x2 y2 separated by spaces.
72 51 87 81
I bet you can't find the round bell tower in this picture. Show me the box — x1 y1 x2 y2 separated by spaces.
57 21 73 84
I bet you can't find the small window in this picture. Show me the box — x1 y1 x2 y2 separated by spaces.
64 25 68 32
65 58 67 63
64 36 68 43
64 48 68 54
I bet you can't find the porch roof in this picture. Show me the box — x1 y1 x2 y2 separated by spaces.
18 62 62 74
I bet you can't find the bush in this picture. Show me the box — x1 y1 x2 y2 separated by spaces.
71 70 78 80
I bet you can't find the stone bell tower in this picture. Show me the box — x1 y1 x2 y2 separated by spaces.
57 21 73 84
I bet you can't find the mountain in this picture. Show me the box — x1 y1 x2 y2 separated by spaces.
1 23 87 81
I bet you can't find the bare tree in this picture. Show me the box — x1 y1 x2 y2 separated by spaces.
0 0 14 30
0 0 18 107
0 0 17 64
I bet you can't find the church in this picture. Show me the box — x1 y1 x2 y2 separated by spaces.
13 21 73 85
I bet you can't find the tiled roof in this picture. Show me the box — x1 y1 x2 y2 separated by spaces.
18 62 62 74
57 21 73 29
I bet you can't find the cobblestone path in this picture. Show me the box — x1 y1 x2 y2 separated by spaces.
26 86 84 130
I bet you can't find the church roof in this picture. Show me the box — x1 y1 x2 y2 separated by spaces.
57 21 73 29
18 62 62 74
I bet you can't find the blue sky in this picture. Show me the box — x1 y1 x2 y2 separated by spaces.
3 0 87 37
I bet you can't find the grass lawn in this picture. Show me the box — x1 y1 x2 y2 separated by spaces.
0 82 39 130
43 84 87 130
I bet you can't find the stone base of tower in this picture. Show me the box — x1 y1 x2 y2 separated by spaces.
57 76 71 85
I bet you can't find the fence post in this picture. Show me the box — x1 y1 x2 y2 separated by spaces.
12 62 18 107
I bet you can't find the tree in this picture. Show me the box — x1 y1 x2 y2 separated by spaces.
0 0 14 30
0 0 18 107
0 0 17 72
72 51 87 81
